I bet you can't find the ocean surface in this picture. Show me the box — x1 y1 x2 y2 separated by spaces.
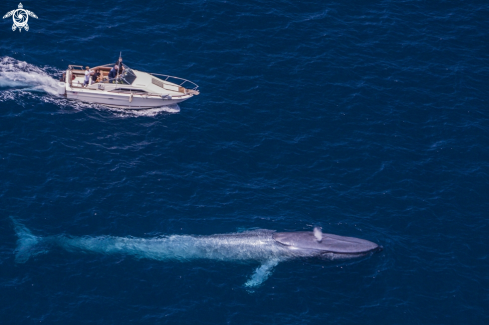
1 0 488 323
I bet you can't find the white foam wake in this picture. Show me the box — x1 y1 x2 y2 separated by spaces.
99 104 181 117
38 95 180 117
0 56 60 95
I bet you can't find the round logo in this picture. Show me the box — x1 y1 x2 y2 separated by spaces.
13 9 28 28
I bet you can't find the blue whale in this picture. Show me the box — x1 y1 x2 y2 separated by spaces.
11 218 381 287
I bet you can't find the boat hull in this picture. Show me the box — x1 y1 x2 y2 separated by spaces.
66 89 190 109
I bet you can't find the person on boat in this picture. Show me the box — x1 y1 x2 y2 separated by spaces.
84 66 92 87
116 57 124 76
108 65 118 82
91 69 101 84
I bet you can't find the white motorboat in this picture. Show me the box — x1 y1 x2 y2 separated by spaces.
57 62 199 109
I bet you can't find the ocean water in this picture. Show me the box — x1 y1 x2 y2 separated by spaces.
1 0 488 323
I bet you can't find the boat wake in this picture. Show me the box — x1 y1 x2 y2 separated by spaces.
0 56 60 96
100 104 181 117
0 56 179 117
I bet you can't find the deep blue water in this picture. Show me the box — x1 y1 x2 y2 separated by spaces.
1 0 488 323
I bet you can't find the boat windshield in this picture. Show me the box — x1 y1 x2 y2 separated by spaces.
119 68 137 85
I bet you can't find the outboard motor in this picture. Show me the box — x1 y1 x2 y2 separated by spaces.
66 70 72 87
57 82 66 97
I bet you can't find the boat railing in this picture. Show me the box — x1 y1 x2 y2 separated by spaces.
68 65 84 70
150 73 199 90
67 64 199 91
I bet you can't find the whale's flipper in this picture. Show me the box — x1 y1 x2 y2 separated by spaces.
24 24 29 32
245 259 280 288
10 217 45 263
12 24 16 32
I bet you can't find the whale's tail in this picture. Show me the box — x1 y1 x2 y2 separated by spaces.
10 217 45 263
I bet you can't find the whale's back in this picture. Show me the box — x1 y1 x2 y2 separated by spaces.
272 231 380 255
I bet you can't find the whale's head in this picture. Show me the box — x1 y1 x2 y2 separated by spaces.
272 227 381 258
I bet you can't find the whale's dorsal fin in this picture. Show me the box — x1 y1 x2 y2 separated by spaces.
244 259 280 288
313 227 323 242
